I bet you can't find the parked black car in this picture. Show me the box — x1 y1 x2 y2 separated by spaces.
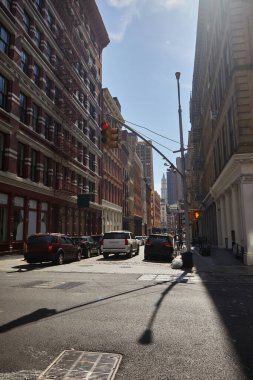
71 236 99 258
144 234 174 261
91 234 103 254
25 233 82 265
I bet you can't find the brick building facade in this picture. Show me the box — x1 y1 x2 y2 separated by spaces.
0 0 109 253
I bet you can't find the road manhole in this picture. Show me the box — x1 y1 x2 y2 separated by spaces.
38 350 122 380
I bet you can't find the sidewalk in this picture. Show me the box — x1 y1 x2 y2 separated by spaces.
192 246 253 276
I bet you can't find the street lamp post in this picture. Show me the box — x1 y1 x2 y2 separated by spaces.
175 72 191 253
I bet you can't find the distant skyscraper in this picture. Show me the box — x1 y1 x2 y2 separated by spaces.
161 173 167 203
176 157 183 202
136 140 154 190
167 171 177 205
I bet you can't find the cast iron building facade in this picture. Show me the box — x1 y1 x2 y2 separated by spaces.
189 0 253 265
101 88 123 232
0 0 109 253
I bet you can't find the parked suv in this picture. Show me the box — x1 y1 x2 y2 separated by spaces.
144 234 174 261
100 231 139 259
25 233 82 265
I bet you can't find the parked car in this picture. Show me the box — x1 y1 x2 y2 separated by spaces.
135 236 145 246
144 234 174 261
25 233 82 265
73 236 99 258
100 231 139 259
91 234 104 254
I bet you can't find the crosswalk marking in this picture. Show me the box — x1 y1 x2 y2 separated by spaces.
138 274 203 283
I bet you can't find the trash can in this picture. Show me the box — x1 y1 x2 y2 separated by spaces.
181 251 193 268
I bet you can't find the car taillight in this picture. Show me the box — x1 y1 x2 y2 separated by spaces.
145 239 152 246
48 245 54 252
164 242 172 247
124 239 128 245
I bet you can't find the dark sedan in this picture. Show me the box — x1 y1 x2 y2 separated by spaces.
144 234 174 261
71 236 99 258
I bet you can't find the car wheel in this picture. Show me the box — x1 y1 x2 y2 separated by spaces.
57 252 64 265
76 250 82 261
127 248 133 259
103 253 109 259
86 248 91 259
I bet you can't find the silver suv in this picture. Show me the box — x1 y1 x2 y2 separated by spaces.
101 231 139 259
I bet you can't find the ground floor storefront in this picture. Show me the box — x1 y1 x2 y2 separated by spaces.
0 184 102 255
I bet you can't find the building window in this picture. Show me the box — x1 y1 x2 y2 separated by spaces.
0 25 10 54
89 128 95 144
33 63 40 86
30 149 37 182
89 181 95 202
19 92 27 123
0 193 8 242
41 202 48 233
47 10 54 30
2 0 12 10
34 27 41 48
89 153 95 173
45 76 51 97
0 75 7 110
34 0 43 14
31 103 38 131
13 196 24 241
17 142 25 177
90 104 96 120
20 50 28 74
44 114 50 140
43 156 49 186
45 41 52 62
0 132 5 170
23 9 30 34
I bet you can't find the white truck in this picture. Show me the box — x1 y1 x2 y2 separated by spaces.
100 231 139 259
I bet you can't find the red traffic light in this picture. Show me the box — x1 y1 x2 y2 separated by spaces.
101 122 107 130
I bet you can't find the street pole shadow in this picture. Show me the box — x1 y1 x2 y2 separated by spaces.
0 308 57 333
0 280 178 334
138 271 188 345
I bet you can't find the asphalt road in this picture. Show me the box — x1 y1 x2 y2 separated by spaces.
0 247 253 380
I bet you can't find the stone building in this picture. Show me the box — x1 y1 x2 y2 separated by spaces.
189 0 253 264
0 0 109 253
101 88 123 232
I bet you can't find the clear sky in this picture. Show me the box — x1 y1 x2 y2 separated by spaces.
96 0 199 195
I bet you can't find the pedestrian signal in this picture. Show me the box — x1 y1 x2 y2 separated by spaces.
195 212 200 220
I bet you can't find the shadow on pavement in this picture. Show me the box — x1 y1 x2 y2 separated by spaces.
9 262 57 273
0 272 187 335
138 271 188 344
193 249 253 379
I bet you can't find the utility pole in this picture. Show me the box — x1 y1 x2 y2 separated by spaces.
175 72 191 253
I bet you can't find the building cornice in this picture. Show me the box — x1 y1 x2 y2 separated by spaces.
210 153 253 199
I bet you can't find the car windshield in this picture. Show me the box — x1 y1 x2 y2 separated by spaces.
148 235 172 243
28 235 52 244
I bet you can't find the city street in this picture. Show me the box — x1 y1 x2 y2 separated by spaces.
0 248 253 379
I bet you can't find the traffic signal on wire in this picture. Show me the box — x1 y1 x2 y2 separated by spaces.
101 122 119 149
101 122 109 144
107 126 119 148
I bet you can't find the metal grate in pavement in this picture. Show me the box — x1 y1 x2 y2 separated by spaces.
38 350 122 380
